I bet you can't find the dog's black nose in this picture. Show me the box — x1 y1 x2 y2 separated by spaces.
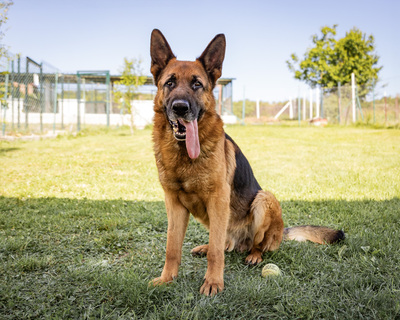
172 100 189 116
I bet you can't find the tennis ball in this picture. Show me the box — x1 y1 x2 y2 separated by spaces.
261 263 281 277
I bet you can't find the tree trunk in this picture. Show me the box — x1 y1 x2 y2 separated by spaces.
130 109 134 135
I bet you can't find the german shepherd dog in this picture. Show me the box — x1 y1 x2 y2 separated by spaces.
150 29 344 296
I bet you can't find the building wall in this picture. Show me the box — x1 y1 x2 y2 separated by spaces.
2 99 155 129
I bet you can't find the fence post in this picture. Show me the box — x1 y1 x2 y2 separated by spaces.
338 82 341 124
25 58 29 129
77 73 81 132
106 71 110 127
396 94 399 123
40 63 43 133
61 77 64 129
53 72 58 134
2 59 9 136
11 60 14 130
351 73 356 123
82 78 86 128
17 55 21 129
320 88 324 119
298 96 301 126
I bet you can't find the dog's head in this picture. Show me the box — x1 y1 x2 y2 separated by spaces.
150 29 226 159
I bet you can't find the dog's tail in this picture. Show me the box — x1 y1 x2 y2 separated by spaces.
283 225 345 244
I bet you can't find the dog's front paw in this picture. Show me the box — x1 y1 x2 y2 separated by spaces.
200 277 224 296
150 275 174 287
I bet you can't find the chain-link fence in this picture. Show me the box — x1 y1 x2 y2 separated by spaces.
236 83 399 126
319 85 399 125
1 54 236 136
0 55 63 135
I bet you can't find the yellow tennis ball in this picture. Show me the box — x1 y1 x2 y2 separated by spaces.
261 263 281 277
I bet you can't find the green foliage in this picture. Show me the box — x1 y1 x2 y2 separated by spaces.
113 58 147 134
113 58 147 114
0 1 13 60
287 25 381 93
0 1 13 105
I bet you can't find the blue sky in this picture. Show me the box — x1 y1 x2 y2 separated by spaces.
3 0 400 102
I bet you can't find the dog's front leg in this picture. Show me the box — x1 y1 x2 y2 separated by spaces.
200 185 230 296
152 190 189 286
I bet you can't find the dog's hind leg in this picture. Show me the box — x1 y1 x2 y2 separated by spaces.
245 190 284 265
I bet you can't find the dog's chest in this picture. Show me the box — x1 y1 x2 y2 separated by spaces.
161 162 214 194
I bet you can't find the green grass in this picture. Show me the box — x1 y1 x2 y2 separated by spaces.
1 125 399 319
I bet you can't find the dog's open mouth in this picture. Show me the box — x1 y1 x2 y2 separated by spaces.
169 118 200 159
169 119 186 141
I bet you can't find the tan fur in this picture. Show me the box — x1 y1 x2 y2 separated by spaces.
284 225 344 244
149 29 344 296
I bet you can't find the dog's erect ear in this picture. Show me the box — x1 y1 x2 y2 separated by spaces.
197 34 226 87
150 29 176 84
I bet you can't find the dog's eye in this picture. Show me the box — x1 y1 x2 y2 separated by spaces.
165 80 174 88
193 81 203 90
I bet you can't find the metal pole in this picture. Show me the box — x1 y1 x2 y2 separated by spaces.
82 78 86 128
289 97 293 119
316 87 320 118
298 96 301 126
61 77 64 129
40 64 43 133
25 58 29 129
320 88 324 119
396 94 399 124
106 71 110 127
77 73 81 132
230 82 233 116
351 73 356 123
11 60 14 130
338 82 341 124
2 60 9 136
53 72 58 134
17 55 21 129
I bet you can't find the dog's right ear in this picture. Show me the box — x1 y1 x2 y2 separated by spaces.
150 29 176 84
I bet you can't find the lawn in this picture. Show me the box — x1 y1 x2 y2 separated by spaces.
0 125 399 319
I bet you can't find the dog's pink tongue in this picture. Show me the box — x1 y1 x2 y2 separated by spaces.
180 119 200 159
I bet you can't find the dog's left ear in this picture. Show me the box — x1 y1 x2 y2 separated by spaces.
197 34 226 87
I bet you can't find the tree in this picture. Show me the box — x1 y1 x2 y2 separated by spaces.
0 0 13 61
113 57 146 134
0 1 13 107
287 25 381 94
